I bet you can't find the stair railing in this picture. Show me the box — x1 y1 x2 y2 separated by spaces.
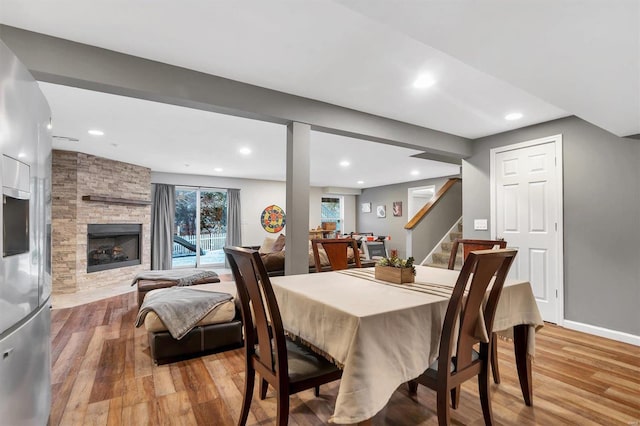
405 177 461 230
405 177 462 263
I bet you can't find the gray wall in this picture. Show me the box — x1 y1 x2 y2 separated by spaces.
409 181 462 263
357 176 460 259
463 116 640 335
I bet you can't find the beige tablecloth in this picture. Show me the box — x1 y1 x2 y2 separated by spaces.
270 265 543 424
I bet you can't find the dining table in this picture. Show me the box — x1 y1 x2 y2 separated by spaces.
269 265 544 425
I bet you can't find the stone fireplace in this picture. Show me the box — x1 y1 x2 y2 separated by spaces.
52 150 151 293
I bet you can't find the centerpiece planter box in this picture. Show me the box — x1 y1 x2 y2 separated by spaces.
375 265 415 284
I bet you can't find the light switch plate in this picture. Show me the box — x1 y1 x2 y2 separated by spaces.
474 219 488 231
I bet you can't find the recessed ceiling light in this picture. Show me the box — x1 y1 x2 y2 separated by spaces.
505 112 523 121
111 143 118 147
357 180 364 185
340 160 350 167
184 164 190 167
411 170 420 176
88 129 104 136
413 73 436 89
46 122 52 130
214 167 223 172
18 152 26 158
239 147 252 155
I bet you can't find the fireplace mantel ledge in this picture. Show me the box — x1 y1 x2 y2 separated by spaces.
82 195 151 206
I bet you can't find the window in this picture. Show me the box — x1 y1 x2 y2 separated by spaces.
173 187 227 267
320 197 342 235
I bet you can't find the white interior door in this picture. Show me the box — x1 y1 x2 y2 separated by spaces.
491 135 563 324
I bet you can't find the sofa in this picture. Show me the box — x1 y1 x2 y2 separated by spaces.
248 234 375 277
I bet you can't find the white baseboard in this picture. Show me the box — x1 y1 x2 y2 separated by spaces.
563 320 640 346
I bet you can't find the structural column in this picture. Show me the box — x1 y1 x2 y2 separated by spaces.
285 122 311 275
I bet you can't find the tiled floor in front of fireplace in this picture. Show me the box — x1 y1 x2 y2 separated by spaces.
50 267 232 309
51 279 135 309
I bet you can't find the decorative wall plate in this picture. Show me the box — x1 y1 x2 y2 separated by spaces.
261 204 286 233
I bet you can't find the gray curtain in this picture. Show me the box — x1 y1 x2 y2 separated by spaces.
225 188 242 249
151 184 175 270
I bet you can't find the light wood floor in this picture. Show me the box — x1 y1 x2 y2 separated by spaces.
50 290 640 425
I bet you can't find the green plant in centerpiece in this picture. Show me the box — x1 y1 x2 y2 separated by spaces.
376 255 416 276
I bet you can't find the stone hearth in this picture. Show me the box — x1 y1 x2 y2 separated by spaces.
52 150 151 294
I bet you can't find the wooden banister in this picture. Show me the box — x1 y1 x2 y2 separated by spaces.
404 178 461 230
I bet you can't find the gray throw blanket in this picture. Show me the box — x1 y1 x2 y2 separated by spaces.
131 269 218 286
135 287 233 340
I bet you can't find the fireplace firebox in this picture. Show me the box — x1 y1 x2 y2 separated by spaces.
87 224 142 273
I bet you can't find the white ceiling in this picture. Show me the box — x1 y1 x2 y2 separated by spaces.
2 0 638 187
40 82 460 188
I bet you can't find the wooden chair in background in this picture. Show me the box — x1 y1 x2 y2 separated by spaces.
224 246 342 426
311 238 361 272
410 248 517 426
447 239 507 270
448 238 508 386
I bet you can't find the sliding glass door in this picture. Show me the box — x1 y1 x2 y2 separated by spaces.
198 190 227 265
173 187 227 268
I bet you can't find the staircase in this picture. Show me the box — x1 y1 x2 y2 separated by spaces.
425 220 463 269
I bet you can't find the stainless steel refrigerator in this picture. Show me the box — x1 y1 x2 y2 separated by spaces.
0 40 52 425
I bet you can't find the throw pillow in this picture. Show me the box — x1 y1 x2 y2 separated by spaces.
309 247 330 267
258 236 276 254
271 234 286 252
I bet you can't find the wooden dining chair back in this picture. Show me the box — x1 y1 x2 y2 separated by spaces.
447 238 508 387
413 248 517 426
447 239 507 270
311 238 361 272
224 246 342 426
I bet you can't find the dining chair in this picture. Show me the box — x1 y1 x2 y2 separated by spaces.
447 238 507 270
447 238 508 386
311 238 362 272
224 246 342 426
410 248 517 426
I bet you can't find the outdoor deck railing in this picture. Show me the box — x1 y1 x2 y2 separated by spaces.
172 232 227 256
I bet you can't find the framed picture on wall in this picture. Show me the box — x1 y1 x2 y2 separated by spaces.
361 202 372 213
376 205 386 218
393 201 402 217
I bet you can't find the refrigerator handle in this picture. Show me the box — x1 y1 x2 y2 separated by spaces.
2 348 14 360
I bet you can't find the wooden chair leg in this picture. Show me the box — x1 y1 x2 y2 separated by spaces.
478 362 494 426
451 386 460 409
276 393 290 426
408 379 419 395
259 377 268 400
436 387 451 426
491 333 501 384
238 368 255 426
